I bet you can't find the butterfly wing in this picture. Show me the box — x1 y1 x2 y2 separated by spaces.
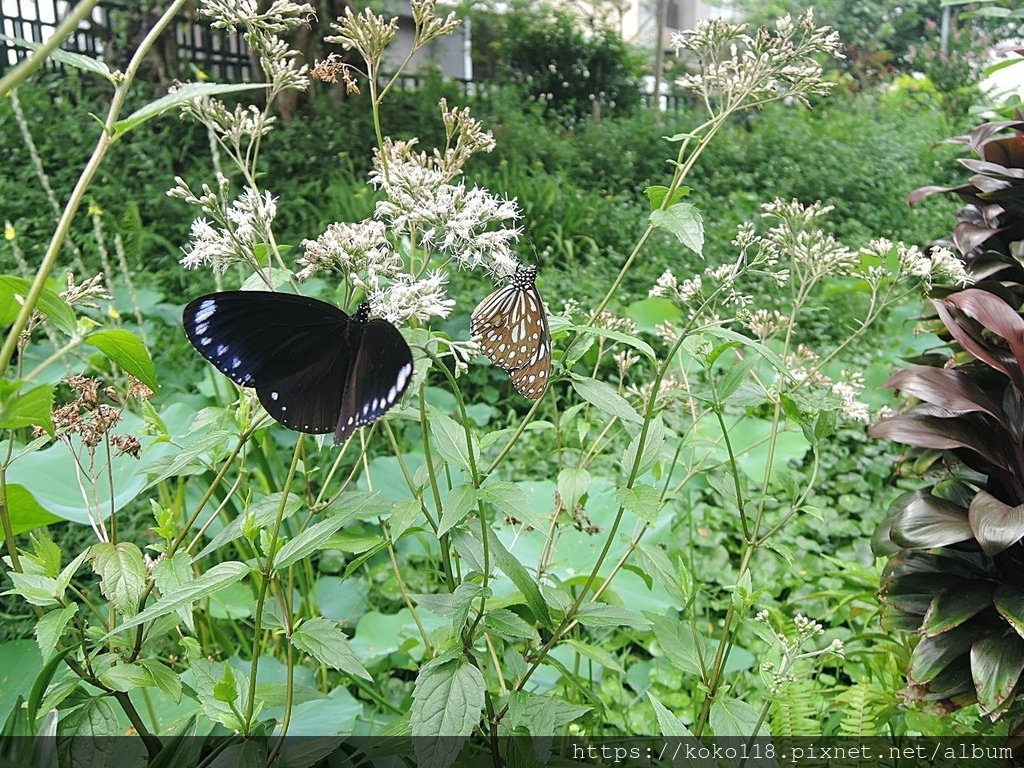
183 291 351 434
471 286 539 371
509 306 551 400
333 319 414 444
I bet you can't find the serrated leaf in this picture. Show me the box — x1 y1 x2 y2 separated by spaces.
649 202 704 255
648 692 694 737
485 528 553 631
571 376 642 425
275 509 358 569
91 542 147 617
108 561 249 636
480 482 546 531
83 329 158 392
99 663 153 693
438 485 477 537
563 638 624 674
710 696 761 737
615 483 663 525
483 608 540 641
114 83 268 136
429 409 476 473
411 659 484 768
557 467 590 514
34 603 77 662
645 185 690 210
622 415 666 478
292 617 371 681
575 603 650 628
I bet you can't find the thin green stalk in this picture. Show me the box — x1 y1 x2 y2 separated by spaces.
0 0 101 98
244 438 303 732
0 0 189 380
420 384 455 591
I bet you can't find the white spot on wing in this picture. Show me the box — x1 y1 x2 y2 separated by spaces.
195 300 216 323
271 392 279 401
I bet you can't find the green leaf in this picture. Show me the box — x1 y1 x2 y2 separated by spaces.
482 609 540 642
710 696 761 737
480 482 546 531
34 603 78 662
645 185 690 210
575 603 650 628
485 528 553 631
3 484 61 534
5 572 59 607
557 468 590 514
91 542 147 617
0 34 114 82
571 376 642 425
189 659 251 730
563 638 624 674
437 485 478 537
622 415 666 477
113 82 269 136
0 276 76 335
430 410 476 472
0 383 54 432
649 202 704 255
648 692 694 737
152 551 196 631
390 498 422 541
626 297 682 333
647 613 704 676
83 328 158 392
56 695 119 740
568 324 656 362
139 659 182 705
411 659 485 768
275 508 360 569
971 633 1024 717
615 483 663 525
197 492 304 559
292 617 371 681
99 663 153 693
109 561 249 636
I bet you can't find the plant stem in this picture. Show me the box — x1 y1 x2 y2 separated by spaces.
0 0 101 98
0 0 189 380
244 437 303 732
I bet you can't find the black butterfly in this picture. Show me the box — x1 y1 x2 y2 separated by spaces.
471 264 550 400
182 291 413 444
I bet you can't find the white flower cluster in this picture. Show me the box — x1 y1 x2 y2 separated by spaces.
296 220 400 284
672 10 843 109
171 178 277 273
649 269 703 304
370 140 522 278
756 609 844 696
832 371 870 422
867 240 972 290
369 270 456 324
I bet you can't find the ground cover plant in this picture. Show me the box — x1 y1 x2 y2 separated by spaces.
0 0 1007 763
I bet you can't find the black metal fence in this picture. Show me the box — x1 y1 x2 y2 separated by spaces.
0 0 251 80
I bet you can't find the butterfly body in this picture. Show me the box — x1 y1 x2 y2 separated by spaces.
471 265 551 400
183 292 413 444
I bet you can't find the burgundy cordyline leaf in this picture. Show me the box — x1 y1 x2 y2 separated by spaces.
982 126 1024 167
953 221 1004 254
968 490 1024 557
946 290 1024 364
961 159 1024 180
932 298 1024 392
969 121 1024 155
869 412 1009 470
908 184 967 207
882 366 1003 418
